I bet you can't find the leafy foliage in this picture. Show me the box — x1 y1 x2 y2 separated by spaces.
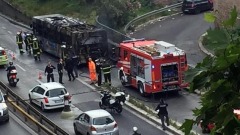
180 6 240 135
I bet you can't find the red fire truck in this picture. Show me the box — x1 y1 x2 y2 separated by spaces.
117 39 188 96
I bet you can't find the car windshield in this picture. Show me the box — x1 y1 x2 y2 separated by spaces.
49 88 66 97
93 116 114 125
0 92 3 103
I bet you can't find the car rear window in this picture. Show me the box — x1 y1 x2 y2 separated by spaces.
49 88 67 97
93 116 114 125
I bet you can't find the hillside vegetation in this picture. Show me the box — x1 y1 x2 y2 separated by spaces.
7 0 168 27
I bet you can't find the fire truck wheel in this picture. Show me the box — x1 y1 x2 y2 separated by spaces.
138 82 146 97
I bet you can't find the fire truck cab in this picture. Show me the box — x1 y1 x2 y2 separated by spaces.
117 39 188 96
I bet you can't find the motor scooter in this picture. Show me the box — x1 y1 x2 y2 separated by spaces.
8 69 19 87
99 90 129 114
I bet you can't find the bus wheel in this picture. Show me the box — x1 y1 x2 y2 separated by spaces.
138 82 146 97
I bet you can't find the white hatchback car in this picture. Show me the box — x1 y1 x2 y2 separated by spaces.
28 82 71 111
73 109 119 135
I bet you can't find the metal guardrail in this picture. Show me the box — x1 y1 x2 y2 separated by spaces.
0 81 69 135
124 2 183 33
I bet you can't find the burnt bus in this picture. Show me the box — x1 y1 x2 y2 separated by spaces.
31 14 108 64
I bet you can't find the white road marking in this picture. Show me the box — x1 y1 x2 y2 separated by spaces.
123 106 174 135
16 64 26 71
76 78 96 90
2 26 6 29
36 79 43 84
8 31 12 34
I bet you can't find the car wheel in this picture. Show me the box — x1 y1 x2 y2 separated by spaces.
138 82 146 97
74 124 81 135
5 117 9 122
29 94 33 104
41 103 45 112
194 8 200 14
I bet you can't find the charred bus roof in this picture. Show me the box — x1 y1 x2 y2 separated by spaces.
32 14 99 32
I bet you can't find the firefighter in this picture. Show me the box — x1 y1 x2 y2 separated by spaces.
26 33 33 54
88 57 97 85
101 60 112 86
16 31 24 54
95 58 102 86
32 38 41 61
155 99 170 130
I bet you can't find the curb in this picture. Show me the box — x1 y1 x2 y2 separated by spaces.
0 12 31 30
198 33 214 57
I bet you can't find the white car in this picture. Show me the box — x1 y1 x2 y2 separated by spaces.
73 109 119 135
28 82 71 111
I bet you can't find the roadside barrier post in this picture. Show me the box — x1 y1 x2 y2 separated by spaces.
61 95 73 119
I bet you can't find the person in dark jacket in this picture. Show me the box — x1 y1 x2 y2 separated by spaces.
45 62 56 82
65 58 75 81
6 61 16 81
72 55 79 78
57 59 64 84
155 98 169 130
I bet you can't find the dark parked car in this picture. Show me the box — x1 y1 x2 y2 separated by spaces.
182 0 213 14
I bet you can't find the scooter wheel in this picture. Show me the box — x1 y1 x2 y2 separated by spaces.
99 102 104 109
115 105 122 113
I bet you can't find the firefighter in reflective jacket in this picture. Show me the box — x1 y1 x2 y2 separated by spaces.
101 60 112 86
32 38 41 61
26 33 33 54
16 32 24 54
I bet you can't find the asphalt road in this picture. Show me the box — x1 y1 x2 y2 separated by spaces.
132 13 214 66
0 15 168 135
0 112 32 135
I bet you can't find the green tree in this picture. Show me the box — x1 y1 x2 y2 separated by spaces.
97 0 137 28
180 6 240 135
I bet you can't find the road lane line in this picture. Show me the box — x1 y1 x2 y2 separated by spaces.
9 111 38 135
8 31 12 34
16 64 26 71
76 78 96 90
2 26 6 29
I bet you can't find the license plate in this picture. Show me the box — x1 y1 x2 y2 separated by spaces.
184 9 189 11
103 133 111 135
55 100 63 103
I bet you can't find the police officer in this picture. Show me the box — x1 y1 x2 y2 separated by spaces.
95 58 102 86
65 57 75 81
72 55 79 78
16 31 24 54
45 62 56 82
101 60 112 86
57 59 64 84
32 38 41 61
155 99 170 130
